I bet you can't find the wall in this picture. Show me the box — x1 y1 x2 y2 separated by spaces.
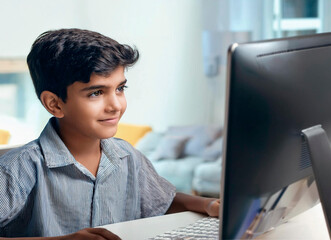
0 0 86 57
0 0 224 133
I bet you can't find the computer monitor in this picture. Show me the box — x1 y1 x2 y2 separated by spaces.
220 32 331 239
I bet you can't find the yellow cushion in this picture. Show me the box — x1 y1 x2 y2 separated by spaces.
114 123 152 146
0 129 10 145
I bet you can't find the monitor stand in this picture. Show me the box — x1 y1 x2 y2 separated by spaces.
302 125 331 239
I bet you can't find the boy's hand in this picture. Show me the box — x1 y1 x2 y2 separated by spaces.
61 228 121 240
0 228 121 240
205 199 220 217
167 192 221 217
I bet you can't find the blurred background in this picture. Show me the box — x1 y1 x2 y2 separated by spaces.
1 0 330 140
1 0 331 195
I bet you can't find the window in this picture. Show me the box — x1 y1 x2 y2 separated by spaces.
0 59 49 145
273 0 322 38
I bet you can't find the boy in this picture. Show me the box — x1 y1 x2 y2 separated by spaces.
0 29 220 239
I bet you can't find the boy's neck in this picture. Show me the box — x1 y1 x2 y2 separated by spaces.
55 119 102 177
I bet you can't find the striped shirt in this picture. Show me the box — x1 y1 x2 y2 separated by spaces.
0 118 176 237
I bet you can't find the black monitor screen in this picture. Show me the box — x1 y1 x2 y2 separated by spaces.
220 33 331 239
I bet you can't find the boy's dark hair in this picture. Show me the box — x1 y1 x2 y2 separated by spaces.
27 28 139 102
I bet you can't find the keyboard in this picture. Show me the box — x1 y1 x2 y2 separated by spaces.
149 217 219 240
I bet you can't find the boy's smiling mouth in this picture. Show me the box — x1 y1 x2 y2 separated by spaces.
98 117 119 125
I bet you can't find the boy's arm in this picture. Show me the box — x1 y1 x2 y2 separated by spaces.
166 192 220 217
0 228 121 240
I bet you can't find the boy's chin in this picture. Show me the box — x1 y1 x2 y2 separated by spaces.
99 129 118 139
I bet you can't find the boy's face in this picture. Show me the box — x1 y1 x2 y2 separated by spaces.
58 66 127 140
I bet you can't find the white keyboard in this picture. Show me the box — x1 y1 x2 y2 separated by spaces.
149 217 219 240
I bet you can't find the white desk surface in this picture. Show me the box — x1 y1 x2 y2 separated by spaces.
99 203 329 240
256 203 329 240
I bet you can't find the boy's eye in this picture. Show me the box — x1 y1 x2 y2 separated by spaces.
89 90 103 97
117 85 128 92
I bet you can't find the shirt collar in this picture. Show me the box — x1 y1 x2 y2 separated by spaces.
39 117 129 168
39 117 76 168
101 137 130 161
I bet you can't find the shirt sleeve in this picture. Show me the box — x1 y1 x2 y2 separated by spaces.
136 150 176 218
0 148 37 229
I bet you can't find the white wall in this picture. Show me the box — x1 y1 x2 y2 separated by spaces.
0 0 86 57
0 0 224 133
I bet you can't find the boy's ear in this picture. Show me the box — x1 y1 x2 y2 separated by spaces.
40 91 65 118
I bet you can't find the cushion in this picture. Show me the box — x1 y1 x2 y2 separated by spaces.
149 135 189 161
200 137 223 161
0 129 10 145
114 123 152 146
167 125 222 156
135 131 163 155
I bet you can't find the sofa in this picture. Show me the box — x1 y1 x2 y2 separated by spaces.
134 125 223 197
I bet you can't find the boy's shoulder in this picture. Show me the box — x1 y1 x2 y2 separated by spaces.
0 140 42 168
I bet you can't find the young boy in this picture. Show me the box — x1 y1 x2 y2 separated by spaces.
0 28 220 240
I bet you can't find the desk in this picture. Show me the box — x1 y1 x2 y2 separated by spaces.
99 203 329 239
256 203 329 239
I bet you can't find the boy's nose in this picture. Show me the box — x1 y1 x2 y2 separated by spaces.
105 94 122 112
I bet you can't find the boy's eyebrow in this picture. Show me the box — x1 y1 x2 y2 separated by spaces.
80 79 127 92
